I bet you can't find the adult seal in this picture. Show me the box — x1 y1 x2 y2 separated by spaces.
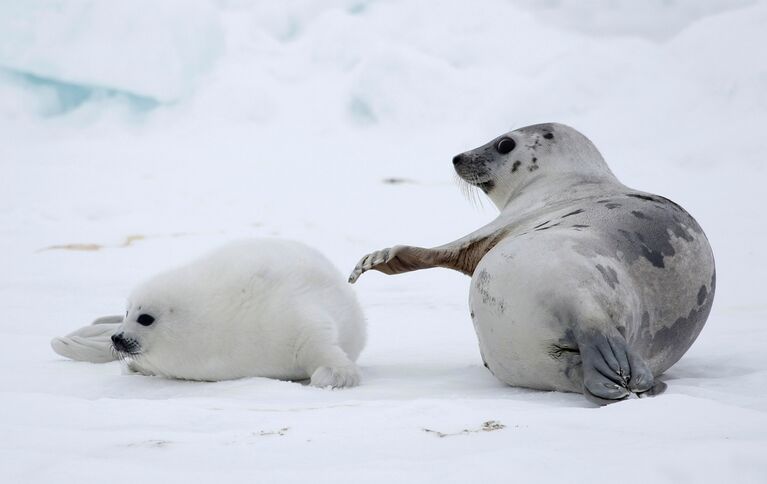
53 239 366 388
349 123 715 404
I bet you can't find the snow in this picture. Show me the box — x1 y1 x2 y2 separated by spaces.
0 0 223 105
1 1 766 482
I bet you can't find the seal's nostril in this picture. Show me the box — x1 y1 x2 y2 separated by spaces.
111 333 123 345
452 154 463 165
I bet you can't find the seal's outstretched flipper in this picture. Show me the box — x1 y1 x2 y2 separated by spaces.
348 228 509 283
50 315 122 363
348 245 437 283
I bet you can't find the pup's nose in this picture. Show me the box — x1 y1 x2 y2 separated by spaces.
452 154 464 166
111 333 125 350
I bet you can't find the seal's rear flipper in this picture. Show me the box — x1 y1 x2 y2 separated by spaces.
577 329 661 406
50 315 123 363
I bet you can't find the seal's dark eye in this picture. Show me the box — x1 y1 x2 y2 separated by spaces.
137 314 155 326
496 137 516 154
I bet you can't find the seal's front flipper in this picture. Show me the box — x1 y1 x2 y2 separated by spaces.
348 245 437 283
51 315 123 363
348 219 511 283
348 229 510 283
577 330 660 405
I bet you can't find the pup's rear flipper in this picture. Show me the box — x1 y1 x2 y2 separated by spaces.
50 315 122 363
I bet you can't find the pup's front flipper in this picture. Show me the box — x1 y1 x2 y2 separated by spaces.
50 315 123 363
577 330 665 405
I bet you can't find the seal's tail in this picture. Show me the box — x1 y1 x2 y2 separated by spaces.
50 315 123 363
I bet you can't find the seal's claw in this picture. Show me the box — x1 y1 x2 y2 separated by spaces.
636 380 667 398
348 248 395 283
348 267 362 284
348 254 369 284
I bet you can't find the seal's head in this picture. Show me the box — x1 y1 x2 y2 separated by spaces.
452 123 616 209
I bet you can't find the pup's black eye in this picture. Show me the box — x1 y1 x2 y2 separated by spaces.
496 137 516 154
137 314 155 326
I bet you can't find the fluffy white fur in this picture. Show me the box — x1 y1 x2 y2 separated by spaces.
52 239 366 388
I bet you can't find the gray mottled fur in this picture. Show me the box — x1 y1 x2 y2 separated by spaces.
350 122 715 405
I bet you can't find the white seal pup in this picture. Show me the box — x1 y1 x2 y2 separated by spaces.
349 123 715 404
52 239 366 388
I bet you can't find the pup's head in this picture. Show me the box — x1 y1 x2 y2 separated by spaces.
110 272 193 361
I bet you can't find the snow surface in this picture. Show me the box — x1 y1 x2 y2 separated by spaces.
1 1 766 483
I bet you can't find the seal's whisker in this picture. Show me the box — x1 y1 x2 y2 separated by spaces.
454 172 484 209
